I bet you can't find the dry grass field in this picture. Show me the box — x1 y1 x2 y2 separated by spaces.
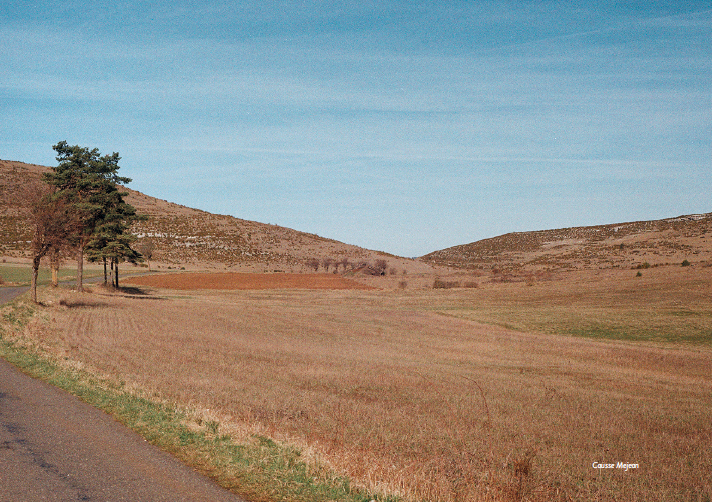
15 266 712 501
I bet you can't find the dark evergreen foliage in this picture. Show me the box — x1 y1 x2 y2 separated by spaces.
40 141 144 291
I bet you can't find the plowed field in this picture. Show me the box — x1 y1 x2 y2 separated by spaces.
125 272 375 290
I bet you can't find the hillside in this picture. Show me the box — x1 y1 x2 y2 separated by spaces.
0 159 429 274
422 214 712 273
5 158 710 279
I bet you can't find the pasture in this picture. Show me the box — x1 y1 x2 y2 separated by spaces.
0 263 106 286
10 266 712 501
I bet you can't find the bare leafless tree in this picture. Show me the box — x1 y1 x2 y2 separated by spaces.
321 257 334 273
48 245 68 287
136 238 155 271
23 184 77 303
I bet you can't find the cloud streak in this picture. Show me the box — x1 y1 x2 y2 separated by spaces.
2 2 710 255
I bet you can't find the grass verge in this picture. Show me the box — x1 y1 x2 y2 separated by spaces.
0 294 396 502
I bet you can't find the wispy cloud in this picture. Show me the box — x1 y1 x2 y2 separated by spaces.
2 2 710 256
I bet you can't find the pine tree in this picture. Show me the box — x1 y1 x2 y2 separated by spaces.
43 141 140 291
86 190 145 288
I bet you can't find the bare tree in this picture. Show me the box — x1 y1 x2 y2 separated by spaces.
48 246 68 287
322 257 334 273
25 185 77 303
136 238 155 271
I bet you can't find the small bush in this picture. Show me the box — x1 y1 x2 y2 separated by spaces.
398 280 408 289
636 271 643 277
433 279 460 289
681 259 691 267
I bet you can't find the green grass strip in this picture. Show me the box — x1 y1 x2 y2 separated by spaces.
0 297 397 502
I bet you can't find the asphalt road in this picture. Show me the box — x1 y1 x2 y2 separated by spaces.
0 286 29 306
0 359 246 502
0 286 245 502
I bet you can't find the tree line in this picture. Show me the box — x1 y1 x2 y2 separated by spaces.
27 141 145 302
305 257 390 275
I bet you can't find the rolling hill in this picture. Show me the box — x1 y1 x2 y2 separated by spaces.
3 158 710 278
0 159 428 274
422 213 712 274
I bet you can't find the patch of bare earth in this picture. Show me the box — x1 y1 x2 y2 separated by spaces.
125 272 376 290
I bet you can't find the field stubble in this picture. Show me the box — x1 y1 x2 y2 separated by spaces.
18 268 712 501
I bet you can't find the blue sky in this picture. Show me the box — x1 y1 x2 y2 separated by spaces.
2 1 710 257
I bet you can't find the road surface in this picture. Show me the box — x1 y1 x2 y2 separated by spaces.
0 286 245 501
0 286 29 306
0 359 245 502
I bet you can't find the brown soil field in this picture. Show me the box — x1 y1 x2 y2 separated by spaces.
125 272 376 290
12 266 712 502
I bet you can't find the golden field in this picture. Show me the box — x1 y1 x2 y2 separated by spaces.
14 265 712 501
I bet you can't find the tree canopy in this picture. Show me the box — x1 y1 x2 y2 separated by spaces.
30 141 144 295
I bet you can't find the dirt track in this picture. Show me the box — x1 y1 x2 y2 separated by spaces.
125 272 376 290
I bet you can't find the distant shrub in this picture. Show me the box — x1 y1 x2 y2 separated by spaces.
433 279 460 289
634 262 651 270
636 271 643 277
398 280 408 289
681 259 691 267
321 258 334 272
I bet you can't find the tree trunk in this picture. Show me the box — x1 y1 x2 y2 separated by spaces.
49 248 60 287
114 260 119 289
103 257 108 285
31 255 41 304
76 246 84 292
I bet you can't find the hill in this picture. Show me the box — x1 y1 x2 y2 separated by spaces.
422 213 712 274
0 159 430 274
4 158 710 280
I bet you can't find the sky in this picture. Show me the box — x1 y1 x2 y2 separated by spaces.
2 1 710 257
